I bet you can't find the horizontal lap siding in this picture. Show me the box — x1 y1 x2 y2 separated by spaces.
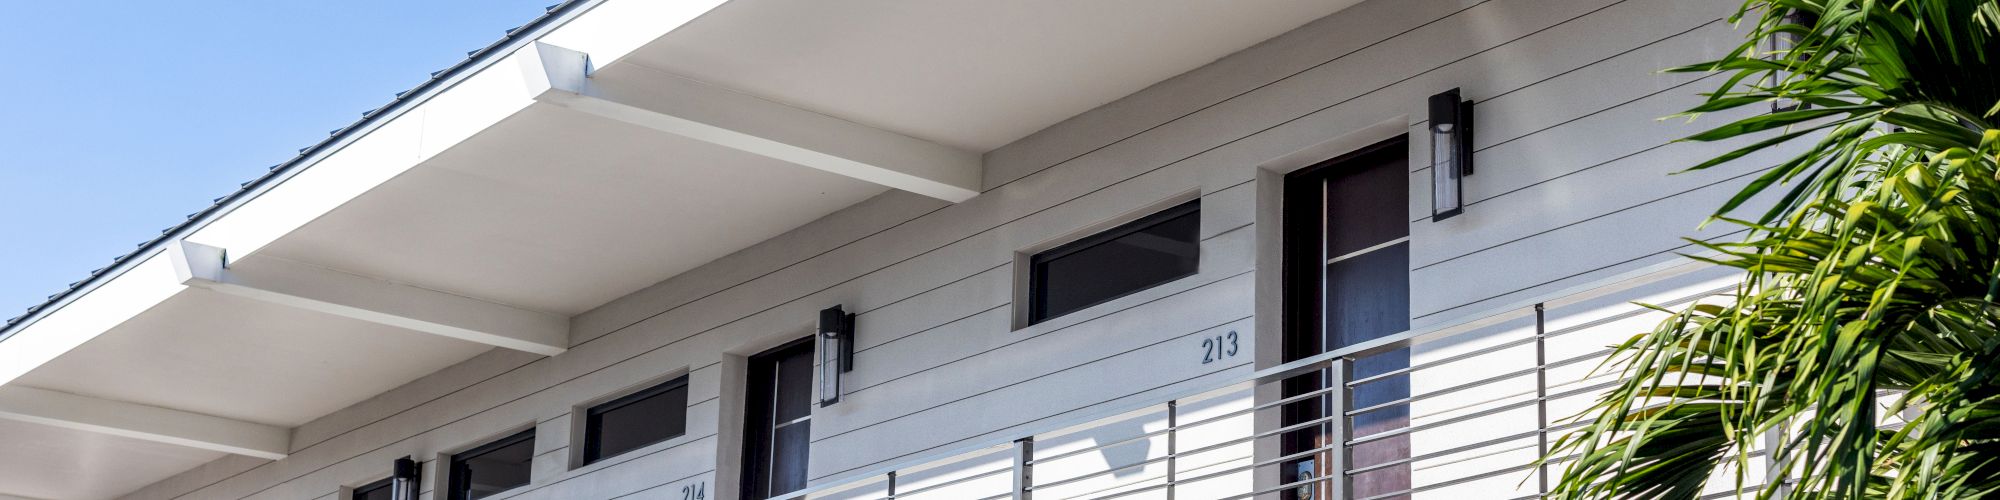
122 0 1761 497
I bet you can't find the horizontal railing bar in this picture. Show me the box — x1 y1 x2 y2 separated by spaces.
1258 413 1338 441
1398 369 1625 424
1044 440 1337 499
768 442 1017 500
1347 337 1539 387
1357 462 1538 500
1045 384 1323 463
1349 379 1621 446
1248 385 1338 413
1065 456 1251 500
1250 442 1342 471
1345 396 1412 418
1539 283 1733 338
1357 365 1536 410
1398 367 1622 423
1347 430 1539 475
890 466 1012 498
1347 349 1621 419
1214 473 1337 500
1072 480 1168 500
1251 256 1717 383
1349 398 1534 446
1045 422 1299 491
1034 388 1292 466
1036 425 1272 492
1029 454 1171 492
1031 428 1173 465
1344 283 1730 389
1164 457 1266 491
1348 335 1617 391
1411 442 1538 473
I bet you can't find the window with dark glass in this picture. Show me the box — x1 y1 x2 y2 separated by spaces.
583 375 690 465
740 338 814 499
1280 136 1411 500
1028 200 1200 325
447 429 534 500
352 477 394 500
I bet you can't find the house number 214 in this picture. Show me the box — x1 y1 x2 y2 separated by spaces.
1201 331 1239 364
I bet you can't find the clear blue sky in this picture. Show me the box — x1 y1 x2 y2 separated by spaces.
0 1 560 320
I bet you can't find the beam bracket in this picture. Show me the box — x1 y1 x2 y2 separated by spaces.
518 42 984 203
167 240 570 356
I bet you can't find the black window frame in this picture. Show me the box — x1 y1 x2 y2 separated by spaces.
447 428 536 500
1027 199 1201 325
581 374 691 465
740 337 816 500
352 477 394 500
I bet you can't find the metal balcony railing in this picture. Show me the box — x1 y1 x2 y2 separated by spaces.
776 256 1805 500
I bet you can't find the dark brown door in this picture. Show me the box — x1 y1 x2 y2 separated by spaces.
1281 136 1412 499
741 338 815 499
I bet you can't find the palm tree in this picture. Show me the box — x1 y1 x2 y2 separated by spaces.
1546 1 2000 498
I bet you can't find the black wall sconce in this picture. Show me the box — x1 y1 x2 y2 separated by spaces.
818 305 855 407
392 456 420 500
1430 88 1475 221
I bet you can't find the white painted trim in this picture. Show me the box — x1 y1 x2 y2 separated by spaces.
519 43 984 203
168 240 569 356
0 385 290 460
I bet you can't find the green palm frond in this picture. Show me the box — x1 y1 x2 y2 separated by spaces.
1547 1 2000 499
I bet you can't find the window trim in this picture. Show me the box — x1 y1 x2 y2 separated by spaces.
1024 199 1202 326
580 374 691 466
447 428 536 500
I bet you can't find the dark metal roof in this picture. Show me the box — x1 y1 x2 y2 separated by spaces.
2 0 603 335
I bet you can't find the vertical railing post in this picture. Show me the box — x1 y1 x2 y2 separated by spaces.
1534 303 1551 495
885 471 897 500
1166 400 1179 500
1328 357 1351 500
1012 436 1035 500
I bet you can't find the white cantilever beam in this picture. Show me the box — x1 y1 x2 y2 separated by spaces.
167 240 569 356
517 42 984 203
0 385 291 460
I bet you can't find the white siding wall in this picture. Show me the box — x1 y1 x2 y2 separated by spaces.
121 0 1773 497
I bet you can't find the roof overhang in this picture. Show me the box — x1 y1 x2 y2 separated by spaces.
0 0 1364 497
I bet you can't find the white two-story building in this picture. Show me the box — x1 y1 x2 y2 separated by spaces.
0 0 1781 498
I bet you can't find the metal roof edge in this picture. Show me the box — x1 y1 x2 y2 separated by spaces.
0 0 609 343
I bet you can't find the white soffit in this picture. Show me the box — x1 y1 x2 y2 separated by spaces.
255 106 890 316
621 0 1367 152
13 289 490 427
0 417 226 500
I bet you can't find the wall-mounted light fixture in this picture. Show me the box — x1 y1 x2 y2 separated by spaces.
818 305 856 407
392 456 420 500
1430 88 1475 221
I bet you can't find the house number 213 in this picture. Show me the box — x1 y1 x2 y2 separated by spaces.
1201 331 1239 364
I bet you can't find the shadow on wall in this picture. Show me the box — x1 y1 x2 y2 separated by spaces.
1095 420 1153 480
